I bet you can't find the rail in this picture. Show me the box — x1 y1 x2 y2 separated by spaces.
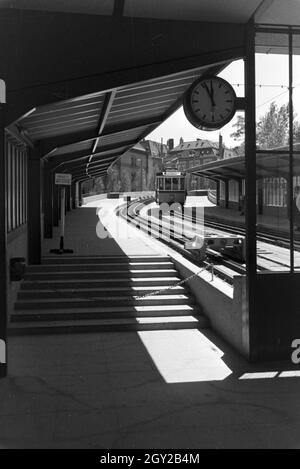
116 198 239 284
207 189 217 205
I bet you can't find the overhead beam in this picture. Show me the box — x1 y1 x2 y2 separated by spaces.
72 160 115 177
75 171 107 183
48 139 136 168
253 0 275 22
6 124 34 149
87 169 108 178
42 129 97 157
54 154 121 172
66 156 119 174
42 117 161 159
74 168 108 182
91 90 117 153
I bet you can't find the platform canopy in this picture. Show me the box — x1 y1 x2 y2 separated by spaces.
187 151 300 181
2 0 300 182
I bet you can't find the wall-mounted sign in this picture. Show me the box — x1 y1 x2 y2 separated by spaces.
183 76 237 131
55 173 72 186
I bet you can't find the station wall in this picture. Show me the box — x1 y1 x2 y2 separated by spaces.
5 135 29 317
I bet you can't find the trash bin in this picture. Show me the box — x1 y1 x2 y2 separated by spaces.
10 257 26 281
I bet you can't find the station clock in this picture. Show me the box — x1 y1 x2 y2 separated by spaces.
183 76 237 131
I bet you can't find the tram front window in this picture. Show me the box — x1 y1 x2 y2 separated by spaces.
172 178 179 190
165 178 171 190
158 178 164 190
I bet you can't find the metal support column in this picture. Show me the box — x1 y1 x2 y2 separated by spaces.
257 179 263 215
78 182 83 206
0 97 7 377
71 183 76 209
66 185 71 212
53 182 59 226
289 32 294 272
225 180 229 208
216 180 220 206
238 179 243 211
244 22 257 360
43 164 53 238
28 145 43 264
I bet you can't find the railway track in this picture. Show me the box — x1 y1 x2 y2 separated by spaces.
117 196 297 275
175 207 300 270
116 198 245 284
189 214 300 251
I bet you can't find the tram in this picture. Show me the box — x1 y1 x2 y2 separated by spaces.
155 170 187 206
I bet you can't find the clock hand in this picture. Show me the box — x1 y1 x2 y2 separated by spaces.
209 81 216 107
203 82 216 107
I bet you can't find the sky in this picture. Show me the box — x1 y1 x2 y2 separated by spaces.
148 54 300 149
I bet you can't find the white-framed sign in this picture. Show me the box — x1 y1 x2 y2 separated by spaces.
55 173 72 186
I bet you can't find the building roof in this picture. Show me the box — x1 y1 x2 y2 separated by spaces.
171 140 220 152
132 142 147 153
140 140 168 157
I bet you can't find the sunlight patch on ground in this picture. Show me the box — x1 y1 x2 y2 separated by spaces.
138 329 232 383
239 372 278 380
239 371 300 380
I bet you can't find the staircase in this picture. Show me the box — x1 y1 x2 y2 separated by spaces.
10 255 208 335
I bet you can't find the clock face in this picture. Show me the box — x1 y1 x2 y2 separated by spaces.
183 76 236 131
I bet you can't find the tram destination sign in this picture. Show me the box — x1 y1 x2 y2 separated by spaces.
55 173 72 186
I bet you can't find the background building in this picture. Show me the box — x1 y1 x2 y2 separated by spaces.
83 140 166 195
164 135 236 191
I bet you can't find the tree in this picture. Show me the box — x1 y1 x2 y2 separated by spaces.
230 114 245 155
294 121 300 143
230 114 245 141
230 102 300 153
256 102 289 149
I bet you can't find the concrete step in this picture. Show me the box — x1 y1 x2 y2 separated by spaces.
13 303 197 315
17 285 186 300
20 277 181 290
26 262 174 273
24 269 178 280
41 255 170 265
11 304 204 322
15 294 194 310
8 315 207 336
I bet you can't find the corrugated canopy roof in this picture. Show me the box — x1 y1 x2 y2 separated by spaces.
187 151 300 180
12 64 227 181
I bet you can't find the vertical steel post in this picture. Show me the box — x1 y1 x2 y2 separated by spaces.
28 144 42 265
71 183 76 209
59 187 66 250
43 164 53 238
244 21 257 360
216 180 220 206
66 185 71 212
225 180 229 208
78 182 82 206
0 98 7 377
53 180 59 226
289 31 294 273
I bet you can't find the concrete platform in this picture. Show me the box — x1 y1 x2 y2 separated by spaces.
42 198 162 258
2 195 300 448
2 329 300 448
